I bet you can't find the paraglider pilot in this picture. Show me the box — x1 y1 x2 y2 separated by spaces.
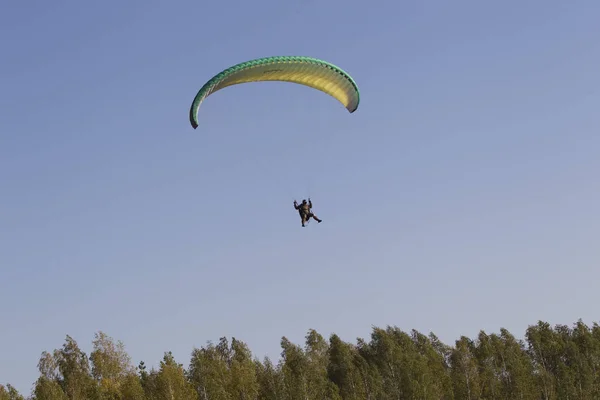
294 198 322 227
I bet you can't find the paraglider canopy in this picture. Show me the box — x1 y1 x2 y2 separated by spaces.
189 56 361 129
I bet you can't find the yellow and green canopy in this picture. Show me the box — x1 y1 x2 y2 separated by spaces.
189 56 360 129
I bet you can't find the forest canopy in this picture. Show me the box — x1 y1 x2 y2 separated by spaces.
2 318 600 400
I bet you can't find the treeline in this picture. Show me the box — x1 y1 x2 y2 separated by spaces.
3 319 600 400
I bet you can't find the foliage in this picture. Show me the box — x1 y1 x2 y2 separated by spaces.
4 319 600 399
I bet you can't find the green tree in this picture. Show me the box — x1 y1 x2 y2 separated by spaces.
255 357 283 400
411 329 453 399
354 337 383 400
427 333 454 399
0 384 25 400
89 331 142 399
32 379 68 400
229 338 259 400
367 327 418 399
590 322 600 396
526 321 559 400
139 366 161 400
494 328 537 399
188 339 231 400
119 373 145 400
473 331 502 399
32 351 68 400
304 329 340 400
279 336 308 400
567 320 598 399
54 335 97 400
155 351 197 400
327 334 365 400
450 336 481 399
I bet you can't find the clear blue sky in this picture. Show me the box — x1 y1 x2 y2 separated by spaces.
2 0 600 394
